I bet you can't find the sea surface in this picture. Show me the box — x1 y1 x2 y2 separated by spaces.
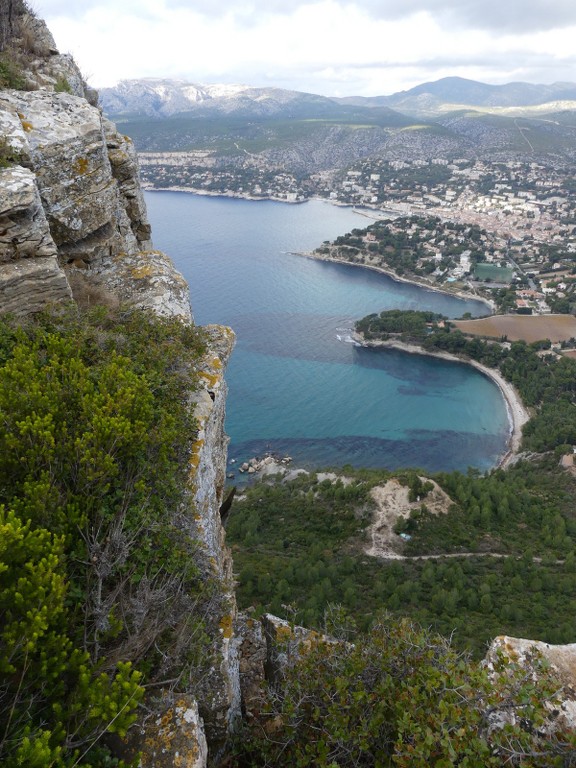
145 192 510 474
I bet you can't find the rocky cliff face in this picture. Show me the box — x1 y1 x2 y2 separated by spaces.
0 15 190 319
0 12 240 766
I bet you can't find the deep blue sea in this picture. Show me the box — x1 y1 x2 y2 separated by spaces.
145 192 510 474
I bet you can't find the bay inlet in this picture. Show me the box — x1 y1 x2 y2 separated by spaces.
145 192 510 473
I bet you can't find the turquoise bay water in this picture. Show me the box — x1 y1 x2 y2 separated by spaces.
145 192 510 473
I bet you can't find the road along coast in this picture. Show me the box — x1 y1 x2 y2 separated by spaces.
354 336 530 470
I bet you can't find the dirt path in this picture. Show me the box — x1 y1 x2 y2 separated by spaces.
365 478 453 559
365 478 564 564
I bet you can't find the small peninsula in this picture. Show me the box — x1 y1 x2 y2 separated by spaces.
308 210 576 319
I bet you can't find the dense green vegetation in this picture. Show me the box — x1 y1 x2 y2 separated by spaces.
227 304 576 667
355 308 445 337
113 108 418 153
235 618 575 767
0 307 210 767
228 317 576 657
226 305 576 763
227 458 576 656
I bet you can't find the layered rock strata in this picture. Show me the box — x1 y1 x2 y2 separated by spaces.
0 22 189 319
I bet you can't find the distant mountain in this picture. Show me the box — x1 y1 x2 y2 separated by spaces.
101 77 576 172
348 77 576 117
101 78 405 121
100 79 251 117
101 76 576 121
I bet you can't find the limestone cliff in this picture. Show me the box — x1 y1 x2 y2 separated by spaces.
0 10 239 766
0 13 190 319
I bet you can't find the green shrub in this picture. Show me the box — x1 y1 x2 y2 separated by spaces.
0 51 26 89
0 136 22 168
54 75 72 93
237 617 575 767
0 307 209 767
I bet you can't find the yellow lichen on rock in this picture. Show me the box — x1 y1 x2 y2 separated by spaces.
219 613 234 640
72 156 89 175
189 438 205 473
140 697 207 768
17 113 33 132
199 370 220 388
130 263 156 279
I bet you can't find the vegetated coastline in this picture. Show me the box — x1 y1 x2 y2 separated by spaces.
143 183 493 306
145 187 515 470
302 246 496 312
354 334 530 469
301 237 526 468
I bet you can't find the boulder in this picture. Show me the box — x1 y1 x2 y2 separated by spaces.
486 635 576 732
137 696 208 768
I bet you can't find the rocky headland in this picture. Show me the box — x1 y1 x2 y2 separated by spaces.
302 245 495 310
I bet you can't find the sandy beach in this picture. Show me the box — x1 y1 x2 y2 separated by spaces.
356 336 530 469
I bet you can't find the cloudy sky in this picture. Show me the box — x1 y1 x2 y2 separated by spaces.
34 0 576 96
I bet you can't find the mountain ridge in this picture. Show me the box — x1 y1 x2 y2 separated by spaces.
101 75 576 120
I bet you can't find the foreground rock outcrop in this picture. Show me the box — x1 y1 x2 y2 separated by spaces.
487 635 576 733
0 18 190 320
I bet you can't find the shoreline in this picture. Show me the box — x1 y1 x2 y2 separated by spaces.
146 186 520 470
143 184 307 204
300 250 495 312
144 186 493 311
355 336 530 470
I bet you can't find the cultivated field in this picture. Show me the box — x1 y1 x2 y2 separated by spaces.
454 314 576 343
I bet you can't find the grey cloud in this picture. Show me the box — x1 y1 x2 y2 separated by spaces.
343 0 576 34
36 0 297 23
342 48 576 74
36 0 576 34
172 0 576 33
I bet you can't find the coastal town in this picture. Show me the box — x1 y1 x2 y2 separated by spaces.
140 154 576 318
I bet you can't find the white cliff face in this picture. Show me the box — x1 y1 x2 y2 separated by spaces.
0 65 190 319
187 325 242 752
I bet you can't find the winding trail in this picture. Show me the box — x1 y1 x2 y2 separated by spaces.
365 477 564 565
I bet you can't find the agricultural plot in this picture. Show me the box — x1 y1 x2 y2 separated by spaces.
454 313 576 343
